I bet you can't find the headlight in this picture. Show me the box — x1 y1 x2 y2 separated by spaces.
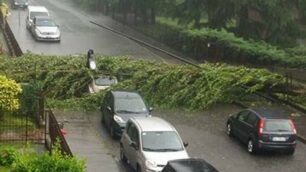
35 29 41 34
113 115 124 123
145 160 157 169
14 2 18 5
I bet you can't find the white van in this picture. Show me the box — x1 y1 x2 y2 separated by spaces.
26 6 49 30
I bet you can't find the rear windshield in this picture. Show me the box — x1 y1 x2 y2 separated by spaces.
264 119 292 132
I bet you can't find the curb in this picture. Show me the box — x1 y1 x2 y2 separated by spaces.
233 101 306 144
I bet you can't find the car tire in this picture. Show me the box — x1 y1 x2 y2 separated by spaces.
226 123 233 137
247 139 257 154
120 144 127 163
110 124 116 139
286 148 295 155
136 165 142 172
101 114 105 124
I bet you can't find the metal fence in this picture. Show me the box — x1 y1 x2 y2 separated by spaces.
0 97 45 143
45 110 73 156
0 6 23 57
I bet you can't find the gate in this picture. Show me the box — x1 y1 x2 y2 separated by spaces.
0 96 45 143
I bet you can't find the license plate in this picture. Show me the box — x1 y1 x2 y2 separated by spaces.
272 137 286 142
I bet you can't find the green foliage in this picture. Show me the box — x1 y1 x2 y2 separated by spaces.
0 145 85 172
11 146 85 172
137 17 306 68
0 146 18 167
0 54 283 111
0 75 22 111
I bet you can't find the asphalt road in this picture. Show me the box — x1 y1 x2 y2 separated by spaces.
7 0 167 61
55 104 306 172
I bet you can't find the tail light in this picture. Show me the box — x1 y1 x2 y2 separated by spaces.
258 119 265 137
289 119 297 134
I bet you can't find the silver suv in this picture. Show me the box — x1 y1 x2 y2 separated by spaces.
120 117 189 172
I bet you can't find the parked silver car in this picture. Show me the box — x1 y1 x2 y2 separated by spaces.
120 117 189 172
31 16 61 42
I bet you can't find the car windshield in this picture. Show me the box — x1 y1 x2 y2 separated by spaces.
142 131 184 152
36 18 56 27
264 119 292 132
16 0 27 3
95 77 117 86
115 96 147 113
30 12 48 20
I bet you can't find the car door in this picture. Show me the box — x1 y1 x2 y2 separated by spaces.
245 112 259 140
124 123 139 169
234 110 250 143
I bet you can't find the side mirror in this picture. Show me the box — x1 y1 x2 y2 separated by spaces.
130 141 139 150
183 142 188 147
107 106 112 111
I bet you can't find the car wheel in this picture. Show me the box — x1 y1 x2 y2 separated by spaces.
120 144 127 163
226 123 233 137
247 139 257 154
136 165 142 172
286 148 295 155
101 114 105 124
110 124 116 139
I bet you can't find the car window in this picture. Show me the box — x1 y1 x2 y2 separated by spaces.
114 96 147 113
264 119 292 132
127 123 136 139
30 12 49 20
36 18 56 27
237 111 249 123
141 131 184 152
131 127 139 144
246 113 258 126
95 76 117 86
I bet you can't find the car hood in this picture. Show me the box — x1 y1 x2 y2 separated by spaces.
36 26 59 33
116 113 149 123
144 150 189 166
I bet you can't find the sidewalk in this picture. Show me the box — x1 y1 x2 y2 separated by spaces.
54 110 122 172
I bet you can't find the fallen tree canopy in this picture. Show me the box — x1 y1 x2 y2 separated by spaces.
0 54 286 110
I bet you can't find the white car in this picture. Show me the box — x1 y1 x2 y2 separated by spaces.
120 117 189 172
88 76 117 93
26 6 49 29
31 16 61 42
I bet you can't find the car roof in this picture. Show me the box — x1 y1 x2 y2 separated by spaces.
248 108 289 119
111 90 141 98
28 6 48 12
165 158 219 172
131 116 176 132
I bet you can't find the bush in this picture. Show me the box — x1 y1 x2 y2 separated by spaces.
0 147 18 167
0 145 85 172
137 17 306 68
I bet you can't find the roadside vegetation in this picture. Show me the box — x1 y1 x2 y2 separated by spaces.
0 54 294 111
0 144 85 172
71 0 306 68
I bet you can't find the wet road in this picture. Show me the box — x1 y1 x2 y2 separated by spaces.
55 104 306 172
7 0 166 61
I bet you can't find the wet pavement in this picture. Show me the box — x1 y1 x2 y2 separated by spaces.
54 104 306 172
7 0 163 61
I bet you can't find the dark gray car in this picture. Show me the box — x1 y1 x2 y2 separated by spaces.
100 90 152 138
226 108 297 154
